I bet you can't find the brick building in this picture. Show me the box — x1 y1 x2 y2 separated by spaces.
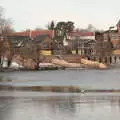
95 20 120 58
95 32 113 58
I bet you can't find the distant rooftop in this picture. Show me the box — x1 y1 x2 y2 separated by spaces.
8 30 95 40
9 30 53 39
71 31 94 37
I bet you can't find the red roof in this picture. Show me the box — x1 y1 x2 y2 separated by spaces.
71 31 94 37
10 30 54 38
9 30 94 39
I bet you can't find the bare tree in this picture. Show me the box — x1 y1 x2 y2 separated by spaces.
78 24 103 32
87 24 96 32
0 6 14 68
19 40 40 69
0 6 14 35
0 36 12 67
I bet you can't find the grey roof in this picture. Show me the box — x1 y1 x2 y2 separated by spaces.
35 34 50 43
8 36 29 47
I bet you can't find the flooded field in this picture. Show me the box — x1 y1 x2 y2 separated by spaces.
0 69 120 120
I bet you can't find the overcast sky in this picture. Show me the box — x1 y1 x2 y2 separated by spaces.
1 0 120 31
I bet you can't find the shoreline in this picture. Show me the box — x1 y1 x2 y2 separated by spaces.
1 85 120 93
0 66 110 72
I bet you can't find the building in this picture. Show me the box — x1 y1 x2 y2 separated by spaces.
7 30 53 55
95 32 112 59
6 29 96 56
7 35 29 55
69 31 96 57
95 20 120 59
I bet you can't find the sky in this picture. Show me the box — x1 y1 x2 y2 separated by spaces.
0 0 120 31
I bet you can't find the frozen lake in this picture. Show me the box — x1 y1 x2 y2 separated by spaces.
0 69 120 120
0 91 120 120
0 69 120 89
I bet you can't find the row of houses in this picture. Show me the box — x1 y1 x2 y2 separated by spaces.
1 20 120 60
5 29 96 57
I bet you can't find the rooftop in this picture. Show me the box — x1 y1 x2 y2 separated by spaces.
9 30 53 39
71 31 94 37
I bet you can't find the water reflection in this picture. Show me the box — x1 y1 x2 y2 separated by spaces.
0 92 120 120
